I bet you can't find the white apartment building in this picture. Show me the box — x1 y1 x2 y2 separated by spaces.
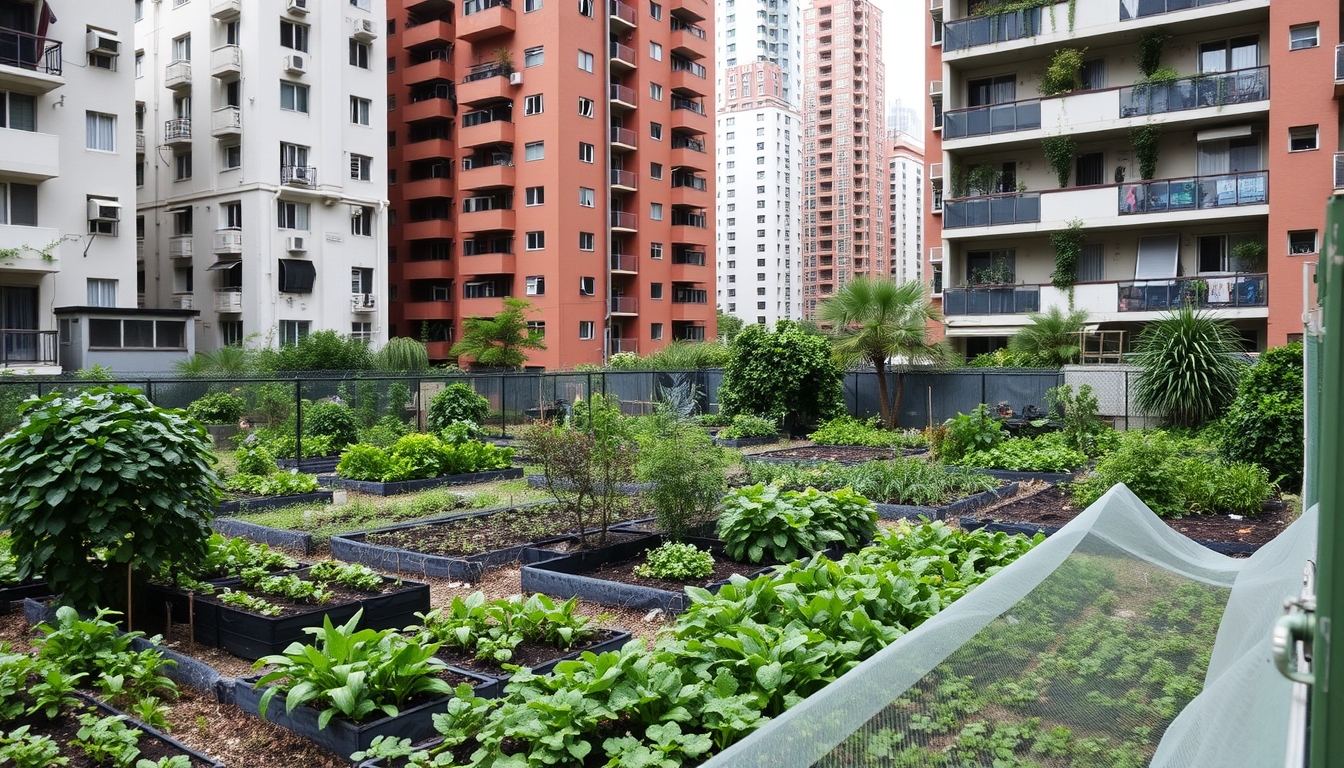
0 0 140 373
714 0 803 327
135 0 389 353
887 129 923 286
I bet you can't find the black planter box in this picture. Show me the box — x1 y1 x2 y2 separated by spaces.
277 455 342 474
0 580 51 615
216 491 334 516
959 517 1263 556
946 467 1077 484
331 504 574 581
436 629 634 692
321 467 523 496
211 517 314 555
713 434 786 448
235 668 495 760
874 482 1019 522
520 534 777 613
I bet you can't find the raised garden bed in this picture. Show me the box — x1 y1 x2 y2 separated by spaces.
520 534 781 613
277 455 342 474
947 467 1077 484
433 628 633 695
959 484 1292 555
212 516 314 555
320 467 523 496
331 503 639 580
525 474 651 495
874 482 1019 521
751 444 928 464
0 578 51 614
216 490 335 516
713 433 786 448
234 667 495 760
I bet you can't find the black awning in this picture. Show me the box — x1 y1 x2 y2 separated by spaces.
279 259 315 293
206 260 241 271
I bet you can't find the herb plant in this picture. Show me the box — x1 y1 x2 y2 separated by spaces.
336 433 513 482
308 561 386 592
35 607 177 704
634 542 716 581
0 727 68 768
716 484 877 564
808 416 926 449
73 714 142 768
635 414 730 539
959 432 1087 473
744 457 998 507
225 470 319 497
217 589 282 617
716 414 779 440
416 592 595 663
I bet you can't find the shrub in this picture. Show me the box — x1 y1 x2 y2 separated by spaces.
1219 342 1304 492
1178 459 1273 515
696 413 732 428
634 542 715 581
337 444 393 482
521 405 638 547
935 405 1008 464
304 400 359 448
225 471 320 497
1045 384 1108 455
389 433 447 478
427 384 490 433
717 414 779 440
1071 431 1183 516
0 388 219 611
716 484 877 564
359 415 414 448
265 433 335 459
187 392 245 424
808 416 924 448
636 416 730 540
965 348 1051 368
717 321 844 429
1133 308 1245 429
235 445 277 476
375 338 431 372
959 432 1087 473
256 330 374 372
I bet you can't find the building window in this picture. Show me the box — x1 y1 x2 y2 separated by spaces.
1290 125 1319 152
86 112 116 152
524 95 544 115
350 40 371 67
579 232 595 250
650 283 663 300
525 141 545 161
526 186 545 206
526 276 546 295
650 83 662 100
223 144 242 169
1290 230 1318 255
279 320 311 347
527 321 546 339
351 154 372 181
134 51 142 76
280 20 308 52
649 42 662 61
579 276 596 295
221 321 243 347
350 97 371 125
351 206 374 236
650 123 663 140
351 322 372 341
578 97 594 117
136 162 145 187
1289 24 1319 50
277 200 310 230
87 279 118 307
525 46 545 67
221 201 242 229
579 321 595 339
650 1 661 19
578 50 594 72
525 0 542 10
650 323 663 340
175 152 192 180
650 203 663 220
579 0 594 16
650 162 663 180
172 34 191 61
579 187 595 207
280 82 310 113
0 92 35 131
650 242 663 259
579 142 594 163
527 231 546 250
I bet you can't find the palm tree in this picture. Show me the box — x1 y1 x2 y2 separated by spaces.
1008 306 1088 367
818 277 948 429
1133 307 1245 429
449 297 547 370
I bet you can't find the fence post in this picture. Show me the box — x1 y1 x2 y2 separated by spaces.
980 373 987 406
1123 371 1130 430
499 375 506 437
145 380 154 404
294 377 303 463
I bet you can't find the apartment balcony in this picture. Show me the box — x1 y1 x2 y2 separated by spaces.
459 117 514 148
611 126 637 152
1118 171 1268 216
404 20 454 49
671 286 708 304
668 69 707 98
171 294 195 310
404 58 454 86
281 164 318 187
611 211 638 232
669 0 708 22
458 66 513 106
404 138 454 162
210 0 242 20
136 131 145 155
610 296 639 315
609 42 637 71
941 285 1041 316
943 193 1040 230
169 235 194 259
610 253 638 273
669 98 707 131
210 45 241 78
1119 66 1268 118
609 0 638 30
211 106 241 138
459 208 516 233
459 0 516 43
165 60 192 90
404 300 456 321
943 99 1041 141
670 177 708 206
669 20 709 59
0 29 63 93
404 96 455 123
403 219 455 241
460 294 507 316
0 225 61 273
670 250 708 281
352 293 377 313
213 289 244 313
1337 45 1344 99
459 252 517 276
0 128 58 181
1335 153 1344 190
164 118 192 147
137 238 144 260
405 176 456 199
670 211 709 244
213 228 243 254
610 168 638 192
609 338 638 355
402 259 455 280
609 83 638 110
669 137 708 170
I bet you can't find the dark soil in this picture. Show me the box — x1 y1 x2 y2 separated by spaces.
196 578 396 618
974 485 1296 545
6 707 215 768
584 550 773 590
432 628 625 677
753 445 907 463
364 505 646 557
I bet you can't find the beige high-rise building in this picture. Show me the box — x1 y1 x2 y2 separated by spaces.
800 0 885 318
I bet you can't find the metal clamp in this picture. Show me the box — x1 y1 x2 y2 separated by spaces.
1274 605 1316 686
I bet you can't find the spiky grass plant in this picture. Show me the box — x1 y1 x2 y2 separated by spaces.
1132 308 1245 429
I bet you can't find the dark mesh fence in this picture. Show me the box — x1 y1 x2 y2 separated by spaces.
843 369 1064 428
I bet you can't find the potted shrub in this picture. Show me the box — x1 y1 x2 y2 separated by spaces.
187 391 246 448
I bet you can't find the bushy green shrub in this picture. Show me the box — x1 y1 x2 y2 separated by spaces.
337 434 513 482
235 445 277 476
636 416 730 539
266 433 336 459
427 384 490 433
717 414 779 440
336 444 393 482
1219 342 1304 492
1071 431 1183 516
225 471 320 497
934 405 1008 464
359 415 414 448
633 542 715 581
1133 308 1245 429
1045 384 1108 455
808 416 924 448
187 392 245 424
959 432 1087 473
304 400 359 448
695 413 732 428
717 321 844 429
716 484 877 564
965 348 1050 368
255 330 374 372
1178 459 1273 515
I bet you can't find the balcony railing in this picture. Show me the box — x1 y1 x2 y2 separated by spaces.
672 287 708 304
610 169 638 188
1118 66 1268 117
610 296 638 313
670 57 707 78
610 253 638 272
1337 44 1344 85
671 210 708 227
462 196 512 213
1335 153 1344 189
672 249 706 265
671 134 706 152
211 106 241 134
1120 0 1246 22
610 41 636 66
462 61 507 82
1118 274 1267 312
462 151 511 170
213 228 243 254
671 174 707 191
609 0 637 25
670 17 707 38
352 293 377 312
611 126 637 147
0 28 62 75
282 165 318 186
214 289 243 313
463 0 509 15
611 211 638 229
463 237 514 255
164 118 192 141
462 105 512 126
942 285 1040 315
943 7 1041 53
942 99 1040 140
610 83 637 105
609 338 638 354
0 330 56 366
943 192 1040 229
1119 170 1267 215
135 131 146 154
671 96 705 114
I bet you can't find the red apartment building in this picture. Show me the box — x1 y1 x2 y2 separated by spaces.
388 0 715 369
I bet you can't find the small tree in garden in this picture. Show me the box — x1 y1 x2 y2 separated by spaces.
1133 308 1246 429
521 394 637 546
374 337 431 372
717 321 844 430
449 297 547 370
0 387 220 612
427 383 491 432
636 410 730 539
818 278 950 430
1220 341 1305 492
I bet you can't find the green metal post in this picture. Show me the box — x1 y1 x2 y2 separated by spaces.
1310 195 1344 768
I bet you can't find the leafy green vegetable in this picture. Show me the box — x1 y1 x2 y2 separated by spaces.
0 726 68 768
959 432 1087 473
716 484 877 564
73 714 142 768
808 416 926 449
634 542 716 581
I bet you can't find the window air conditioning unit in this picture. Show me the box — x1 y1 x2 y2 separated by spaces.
352 19 378 41
432 286 449 301
358 294 377 308
509 72 523 86
286 54 307 74
86 30 121 57
287 0 310 14
929 80 943 97
286 235 307 252
87 200 122 222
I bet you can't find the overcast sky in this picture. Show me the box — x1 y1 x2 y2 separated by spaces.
881 0 927 125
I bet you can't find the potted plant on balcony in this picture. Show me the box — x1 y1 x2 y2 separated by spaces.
1232 240 1267 273
495 47 514 76
1181 279 1209 308
1039 47 1086 96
